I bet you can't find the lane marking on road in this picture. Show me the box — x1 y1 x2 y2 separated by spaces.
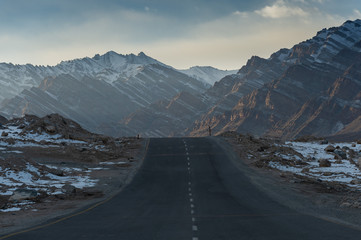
188 187 192 192
192 225 198 231
192 217 195 222
191 204 195 208
148 152 225 157
187 157 190 160
190 198 193 202
191 210 194 214
186 152 189 155
188 182 191 185
192 237 199 240
188 162 190 166
189 193 192 196
186 147 188 151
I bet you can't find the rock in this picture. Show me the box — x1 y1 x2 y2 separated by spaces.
324 145 335 152
45 125 56 134
0 195 8 209
350 179 361 185
9 189 38 201
334 149 347 159
319 159 331 167
47 168 64 176
62 184 77 194
357 158 361 168
320 140 329 145
1 131 8 137
323 172 333 176
342 146 350 151
357 139 361 144
335 159 343 164
352 143 356 147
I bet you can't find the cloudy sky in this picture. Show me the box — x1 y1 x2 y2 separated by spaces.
0 0 361 69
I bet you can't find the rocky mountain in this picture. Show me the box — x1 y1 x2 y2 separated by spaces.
122 19 361 139
119 54 288 137
0 52 210 136
189 19 361 140
2 20 361 140
180 66 237 85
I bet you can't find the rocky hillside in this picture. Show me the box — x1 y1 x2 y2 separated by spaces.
180 66 237 85
189 19 361 140
0 51 239 137
0 64 208 136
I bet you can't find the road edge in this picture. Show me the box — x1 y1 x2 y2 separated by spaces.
0 138 151 239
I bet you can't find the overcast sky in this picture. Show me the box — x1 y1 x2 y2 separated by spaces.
0 0 360 69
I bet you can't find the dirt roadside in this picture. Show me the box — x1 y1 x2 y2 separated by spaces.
0 137 149 237
211 135 361 230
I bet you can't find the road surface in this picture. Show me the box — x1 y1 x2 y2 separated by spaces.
2 137 361 239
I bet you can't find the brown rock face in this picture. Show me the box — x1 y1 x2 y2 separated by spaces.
189 20 361 140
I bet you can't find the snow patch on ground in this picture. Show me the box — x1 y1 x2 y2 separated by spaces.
268 141 361 189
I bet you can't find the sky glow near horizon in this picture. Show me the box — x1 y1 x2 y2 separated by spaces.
0 0 361 70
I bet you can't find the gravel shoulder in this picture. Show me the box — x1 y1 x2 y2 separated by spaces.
211 135 361 230
0 137 149 236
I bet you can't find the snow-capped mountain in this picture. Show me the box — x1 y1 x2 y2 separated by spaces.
3 20 361 139
0 51 164 103
189 19 361 140
0 52 210 136
117 19 361 139
180 66 237 85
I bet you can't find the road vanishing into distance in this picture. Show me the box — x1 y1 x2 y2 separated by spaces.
2 138 361 239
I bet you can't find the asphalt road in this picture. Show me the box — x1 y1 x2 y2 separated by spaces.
2 137 361 239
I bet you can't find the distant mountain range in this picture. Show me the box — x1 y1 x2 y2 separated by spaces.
1 19 361 140
0 51 232 136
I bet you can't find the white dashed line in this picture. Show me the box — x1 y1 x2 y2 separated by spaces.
192 237 199 240
186 152 189 155
191 209 194 214
188 187 192 192
189 193 192 196
192 217 195 222
187 157 190 160
190 198 193 202
188 182 191 185
191 204 194 208
192 225 198 231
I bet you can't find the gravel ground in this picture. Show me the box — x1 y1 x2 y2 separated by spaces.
214 134 361 230
0 137 148 236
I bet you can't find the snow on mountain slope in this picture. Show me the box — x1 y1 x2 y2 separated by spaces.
179 66 237 85
0 51 168 103
190 19 361 139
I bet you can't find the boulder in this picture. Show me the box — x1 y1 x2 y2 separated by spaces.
45 125 56 134
334 149 347 159
47 168 64 176
324 145 335 152
319 159 331 167
1 131 8 137
62 184 77 195
320 140 329 145
9 189 38 201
